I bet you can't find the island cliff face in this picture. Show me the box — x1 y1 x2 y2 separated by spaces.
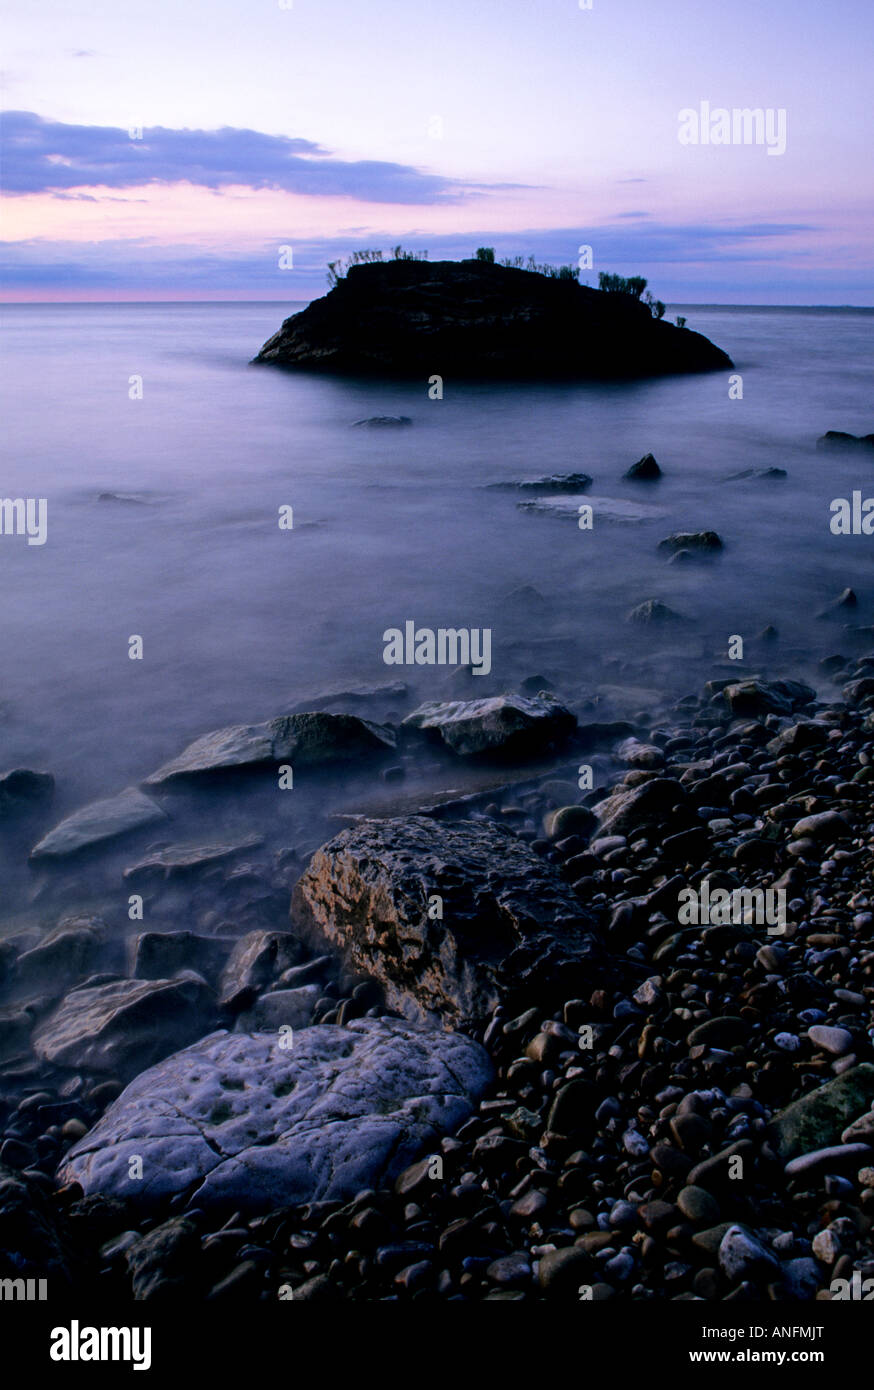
252 258 733 379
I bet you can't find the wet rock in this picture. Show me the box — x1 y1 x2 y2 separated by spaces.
784 1143 872 1180
624 453 661 481
351 415 413 427
30 788 167 860
144 713 396 785
497 472 593 494
816 431 874 452
131 931 235 984
807 1024 853 1056
626 599 685 625
122 835 264 882
0 769 54 818
291 816 601 1027
718 1225 778 1281
15 917 108 991
593 777 686 837
58 1019 492 1211
817 588 858 619
218 931 305 1010
33 973 215 1081
721 678 815 717
402 692 575 759
657 531 723 555
768 1064 874 1161
126 1216 200 1300
289 681 409 713
251 986 320 1030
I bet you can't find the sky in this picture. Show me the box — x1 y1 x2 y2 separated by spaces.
1 0 871 303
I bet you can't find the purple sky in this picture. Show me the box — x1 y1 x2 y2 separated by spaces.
1 0 871 302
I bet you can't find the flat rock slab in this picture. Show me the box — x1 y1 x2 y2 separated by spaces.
122 835 264 881
403 692 575 759
33 972 216 1081
57 1018 493 1211
30 787 167 860
144 713 396 785
292 816 603 1026
519 494 668 523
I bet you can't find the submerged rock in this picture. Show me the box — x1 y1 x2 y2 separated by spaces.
402 692 575 758
122 835 264 882
816 431 874 451
624 453 662 481
0 768 54 819
289 681 409 713
291 816 602 1026
29 787 167 860
657 531 723 554
351 415 413 427
626 599 685 624
144 712 396 785
252 258 733 379
491 472 593 494
33 973 216 1081
57 1019 493 1210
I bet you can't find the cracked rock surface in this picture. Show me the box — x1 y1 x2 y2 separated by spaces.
291 815 603 1027
57 1018 493 1211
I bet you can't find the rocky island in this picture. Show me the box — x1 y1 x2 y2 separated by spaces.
251 255 733 379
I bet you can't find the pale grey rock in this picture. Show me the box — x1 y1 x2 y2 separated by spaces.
718 1225 778 1281
807 1024 853 1056
144 713 396 786
57 1018 493 1210
30 788 167 860
122 835 263 881
402 692 575 758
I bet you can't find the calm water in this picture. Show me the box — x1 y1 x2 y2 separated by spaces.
0 301 872 856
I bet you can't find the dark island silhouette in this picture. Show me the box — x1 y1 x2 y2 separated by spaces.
252 249 733 380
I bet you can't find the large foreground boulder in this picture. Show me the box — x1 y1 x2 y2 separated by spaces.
251 258 732 379
144 712 395 785
57 1019 493 1211
291 816 603 1026
403 692 575 758
33 973 216 1081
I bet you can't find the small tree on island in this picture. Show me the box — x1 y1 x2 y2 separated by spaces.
475 246 496 262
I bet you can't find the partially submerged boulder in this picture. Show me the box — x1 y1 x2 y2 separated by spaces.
718 679 815 718
57 1019 493 1211
0 768 54 819
816 431 874 452
252 258 732 379
291 816 602 1026
657 531 723 555
403 692 575 758
29 787 167 860
144 712 396 785
33 973 216 1081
